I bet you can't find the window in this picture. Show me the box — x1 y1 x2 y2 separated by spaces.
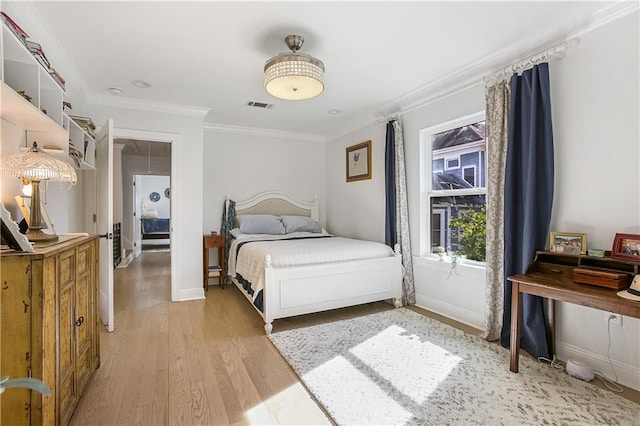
420 112 486 261
463 166 476 187
446 157 460 170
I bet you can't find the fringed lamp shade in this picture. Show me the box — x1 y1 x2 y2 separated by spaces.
0 142 77 242
0 142 77 184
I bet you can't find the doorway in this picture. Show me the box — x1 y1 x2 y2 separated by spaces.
113 128 177 304
134 173 171 255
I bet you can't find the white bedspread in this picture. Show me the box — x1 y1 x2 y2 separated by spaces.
229 234 395 299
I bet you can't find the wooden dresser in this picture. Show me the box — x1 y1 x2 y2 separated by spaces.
1 235 100 426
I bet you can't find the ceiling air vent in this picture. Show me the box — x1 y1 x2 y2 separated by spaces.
247 101 273 109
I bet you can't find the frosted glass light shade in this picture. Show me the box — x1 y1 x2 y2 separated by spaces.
264 35 325 100
0 142 77 184
264 53 325 100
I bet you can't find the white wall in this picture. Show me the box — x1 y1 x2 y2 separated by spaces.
326 123 387 242
549 11 639 389
139 175 171 217
121 153 171 251
202 130 327 234
326 11 639 390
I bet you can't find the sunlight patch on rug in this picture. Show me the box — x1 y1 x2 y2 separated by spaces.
307 355 413 425
269 308 640 425
350 324 461 405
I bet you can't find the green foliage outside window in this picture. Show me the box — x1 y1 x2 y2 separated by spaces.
449 206 486 262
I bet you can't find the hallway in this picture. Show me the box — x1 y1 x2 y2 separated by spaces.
69 252 334 425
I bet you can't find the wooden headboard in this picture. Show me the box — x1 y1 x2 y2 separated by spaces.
230 191 319 221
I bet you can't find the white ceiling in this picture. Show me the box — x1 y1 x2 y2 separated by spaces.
19 1 623 139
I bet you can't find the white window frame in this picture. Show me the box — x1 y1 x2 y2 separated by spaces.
419 111 486 258
462 165 477 187
431 208 447 251
445 157 460 170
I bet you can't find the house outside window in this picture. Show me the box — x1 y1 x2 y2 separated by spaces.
463 166 476 187
420 112 486 261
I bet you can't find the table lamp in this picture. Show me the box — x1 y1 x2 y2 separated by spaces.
0 142 77 242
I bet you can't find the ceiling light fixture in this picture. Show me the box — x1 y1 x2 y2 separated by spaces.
264 35 325 100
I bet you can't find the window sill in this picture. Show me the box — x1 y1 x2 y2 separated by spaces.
414 255 486 271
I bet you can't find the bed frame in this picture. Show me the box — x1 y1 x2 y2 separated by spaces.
227 191 403 334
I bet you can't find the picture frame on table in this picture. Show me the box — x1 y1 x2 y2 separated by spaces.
0 202 34 252
346 140 372 182
611 233 640 261
549 231 587 255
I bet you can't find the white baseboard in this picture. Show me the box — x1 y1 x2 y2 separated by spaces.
556 341 640 392
415 294 485 331
176 287 205 301
117 251 134 268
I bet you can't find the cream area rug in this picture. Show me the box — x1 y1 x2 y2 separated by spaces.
268 308 639 425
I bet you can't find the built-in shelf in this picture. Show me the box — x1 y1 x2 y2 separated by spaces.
1 19 95 170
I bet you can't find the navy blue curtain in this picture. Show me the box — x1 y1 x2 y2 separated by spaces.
220 199 236 282
385 120 397 247
500 63 554 359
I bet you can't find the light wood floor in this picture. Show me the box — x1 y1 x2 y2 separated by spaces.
70 252 639 425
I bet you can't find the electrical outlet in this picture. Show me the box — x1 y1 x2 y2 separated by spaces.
606 312 623 327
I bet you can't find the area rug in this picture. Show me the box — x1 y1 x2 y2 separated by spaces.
268 308 639 425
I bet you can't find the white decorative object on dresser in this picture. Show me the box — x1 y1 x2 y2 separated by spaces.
225 191 403 334
0 16 95 169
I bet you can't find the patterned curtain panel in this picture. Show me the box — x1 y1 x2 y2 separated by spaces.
483 81 510 341
385 119 416 305
500 63 554 359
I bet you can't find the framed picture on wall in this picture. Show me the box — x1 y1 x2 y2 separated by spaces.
346 140 372 182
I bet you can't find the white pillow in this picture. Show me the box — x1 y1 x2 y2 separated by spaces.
141 209 160 219
281 215 322 233
236 214 285 235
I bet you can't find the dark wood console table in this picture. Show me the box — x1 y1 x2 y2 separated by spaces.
509 251 640 373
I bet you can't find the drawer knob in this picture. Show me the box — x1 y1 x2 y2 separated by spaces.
74 316 85 327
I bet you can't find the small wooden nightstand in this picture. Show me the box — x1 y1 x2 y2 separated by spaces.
203 234 226 290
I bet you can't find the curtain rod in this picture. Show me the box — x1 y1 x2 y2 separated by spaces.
484 38 580 87
376 112 401 124
376 37 580 121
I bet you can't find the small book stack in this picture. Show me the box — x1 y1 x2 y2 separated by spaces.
1 12 66 91
68 144 83 167
1 12 29 45
48 68 66 90
69 115 96 138
26 40 50 69
208 265 221 278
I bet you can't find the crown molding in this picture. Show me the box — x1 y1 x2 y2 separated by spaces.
204 123 326 143
328 1 639 142
88 93 210 118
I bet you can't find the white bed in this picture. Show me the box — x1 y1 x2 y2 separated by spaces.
225 191 403 334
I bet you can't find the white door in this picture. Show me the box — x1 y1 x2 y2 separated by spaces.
96 119 115 332
133 175 142 258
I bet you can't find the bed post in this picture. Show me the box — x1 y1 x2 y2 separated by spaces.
393 244 402 309
264 254 274 335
